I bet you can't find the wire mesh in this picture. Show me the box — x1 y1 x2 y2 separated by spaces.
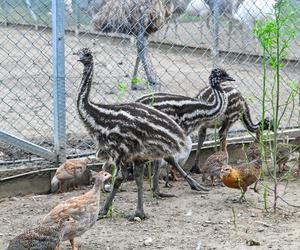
0 0 299 163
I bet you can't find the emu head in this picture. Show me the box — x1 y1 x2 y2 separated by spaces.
75 48 93 65
209 68 235 88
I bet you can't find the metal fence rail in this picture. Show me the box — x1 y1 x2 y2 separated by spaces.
0 0 299 164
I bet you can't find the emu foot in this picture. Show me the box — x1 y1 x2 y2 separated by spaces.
190 165 201 174
126 210 148 221
186 175 210 192
152 191 176 199
97 207 109 219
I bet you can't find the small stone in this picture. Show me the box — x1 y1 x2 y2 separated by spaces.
186 210 192 216
134 217 141 222
246 239 261 246
143 237 153 246
258 228 264 232
9 197 18 201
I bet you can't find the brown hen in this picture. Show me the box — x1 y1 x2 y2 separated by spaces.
51 157 93 193
220 157 262 202
43 171 111 250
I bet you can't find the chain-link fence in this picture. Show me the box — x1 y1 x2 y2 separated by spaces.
0 0 299 164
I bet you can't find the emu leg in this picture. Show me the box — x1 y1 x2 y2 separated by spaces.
127 164 147 220
99 167 123 217
136 20 157 87
152 160 175 198
218 120 230 147
131 56 145 90
166 156 209 192
191 127 207 173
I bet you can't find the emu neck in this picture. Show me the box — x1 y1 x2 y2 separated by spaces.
77 62 94 119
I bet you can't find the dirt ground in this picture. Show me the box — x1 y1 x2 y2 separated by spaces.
1 171 300 250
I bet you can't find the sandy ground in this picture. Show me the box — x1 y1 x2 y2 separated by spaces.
1 171 300 250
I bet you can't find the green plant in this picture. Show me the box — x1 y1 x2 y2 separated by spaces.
117 82 128 101
131 76 143 86
254 0 297 212
147 161 154 197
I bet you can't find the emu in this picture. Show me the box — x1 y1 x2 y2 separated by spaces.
136 68 233 193
93 0 176 90
75 48 206 220
190 83 272 173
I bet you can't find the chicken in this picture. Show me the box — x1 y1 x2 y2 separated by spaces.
201 140 228 186
220 157 262 202
7 217 75 250
43 171 112 250
51 157 93 193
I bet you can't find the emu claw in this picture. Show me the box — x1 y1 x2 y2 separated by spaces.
153 191 176 199
126 210 147 221
186 175 210 192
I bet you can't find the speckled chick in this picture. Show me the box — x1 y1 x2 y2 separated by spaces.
202 140 228 186
7 217 75 250
51 157 93 193
43 171 111 250
202 150 228 186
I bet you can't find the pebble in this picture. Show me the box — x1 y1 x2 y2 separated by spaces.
258 228 265 232
134 217 141 222
143 237 153 246
9 197 18 201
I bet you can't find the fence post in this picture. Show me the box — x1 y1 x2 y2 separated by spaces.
74 0 80 36
52 0 66 163
212 0 220 68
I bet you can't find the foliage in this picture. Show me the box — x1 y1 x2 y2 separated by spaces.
253 0 297 212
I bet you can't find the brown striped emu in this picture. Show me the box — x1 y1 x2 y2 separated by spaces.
137 68 234 193
93 0 174 90
75 48 205 220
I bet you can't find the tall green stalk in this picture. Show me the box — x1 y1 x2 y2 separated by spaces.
254 0 296 212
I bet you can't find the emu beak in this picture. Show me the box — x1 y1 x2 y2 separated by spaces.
224 76 235 82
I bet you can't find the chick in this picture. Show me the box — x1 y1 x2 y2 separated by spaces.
43 171 111 250
201 140 228 186
276 136 300 172
220 157 262 202
51 157 93 193
7 217 75 250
